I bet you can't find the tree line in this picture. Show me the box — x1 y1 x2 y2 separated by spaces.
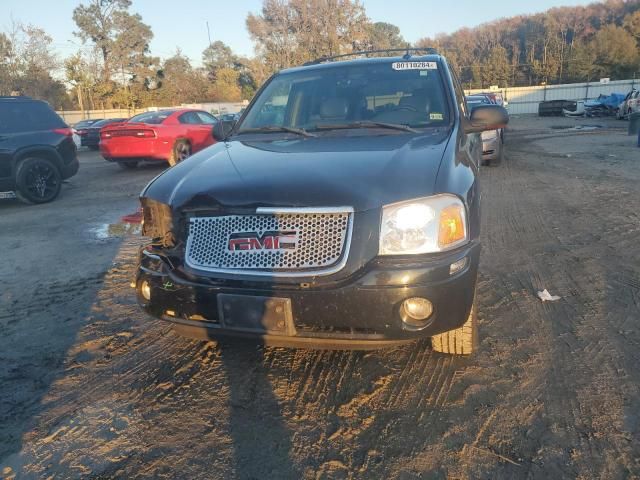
1 0 638 110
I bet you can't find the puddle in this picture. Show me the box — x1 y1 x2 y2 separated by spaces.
89 210 144 240
91 222 141 239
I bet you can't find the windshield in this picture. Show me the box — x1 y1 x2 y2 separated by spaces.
239 62 450 133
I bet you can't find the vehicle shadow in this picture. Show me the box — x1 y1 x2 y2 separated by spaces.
0 240 125 469
215 338 302 479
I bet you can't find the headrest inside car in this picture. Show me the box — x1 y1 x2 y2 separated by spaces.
320 98 348 119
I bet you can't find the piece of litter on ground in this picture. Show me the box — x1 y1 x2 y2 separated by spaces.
537 289 561 302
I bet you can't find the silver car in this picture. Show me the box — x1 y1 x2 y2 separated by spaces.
466 95 504 165
617 90 639 120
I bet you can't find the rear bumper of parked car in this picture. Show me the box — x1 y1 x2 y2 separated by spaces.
482 136 501 160
135 241 480 349
100 138 171 162
81 135 99 147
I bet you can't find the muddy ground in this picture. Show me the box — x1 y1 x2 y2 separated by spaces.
1 116 639 479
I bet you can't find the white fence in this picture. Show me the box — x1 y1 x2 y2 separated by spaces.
56 102 247 125
466 78 638 115
56 108 146 125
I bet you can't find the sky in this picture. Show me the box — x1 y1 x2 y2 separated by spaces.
2 0 597 66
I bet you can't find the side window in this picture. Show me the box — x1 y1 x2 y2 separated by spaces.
179 112 201 125
195 112 218 124
0 102 65 133
450 71 468 118
246 80 291 128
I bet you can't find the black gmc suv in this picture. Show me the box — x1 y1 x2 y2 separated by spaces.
0 96 79 203
136 51 508 353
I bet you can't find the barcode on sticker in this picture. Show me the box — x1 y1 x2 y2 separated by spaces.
392 61 437 71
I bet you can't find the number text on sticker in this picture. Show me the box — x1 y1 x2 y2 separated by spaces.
392 62 438 71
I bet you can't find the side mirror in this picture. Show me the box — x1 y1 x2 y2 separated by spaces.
212 120 236 141
465 105 509 134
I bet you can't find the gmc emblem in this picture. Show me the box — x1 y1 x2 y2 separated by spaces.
228 231 298 251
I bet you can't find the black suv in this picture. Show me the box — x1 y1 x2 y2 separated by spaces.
0 96 79 203
136 51 508 353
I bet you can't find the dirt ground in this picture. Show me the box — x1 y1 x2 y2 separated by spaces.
1 116 639 479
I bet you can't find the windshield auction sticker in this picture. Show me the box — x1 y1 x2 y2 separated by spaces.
392 61 437 70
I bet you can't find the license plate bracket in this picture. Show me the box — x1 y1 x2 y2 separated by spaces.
217 294 295 335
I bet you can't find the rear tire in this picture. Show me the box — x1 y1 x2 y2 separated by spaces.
431 296 478 355
15 157 62 204
169 140 191 166
118 161 139 169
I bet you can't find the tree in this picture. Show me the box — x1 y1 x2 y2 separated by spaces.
415 1 640 87
202 40 237 75
366 22 405 51
207 67 242 101
0 22 71 107
73 0 156 108
623 11 640 41
65 53 90 111
247 0 370 72
73 0 131 81
155 51 209 106
564 40 596 81
481 45 511 87
591 25 639 79
0 33 13 95
73 0 154 84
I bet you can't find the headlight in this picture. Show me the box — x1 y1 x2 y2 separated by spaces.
481 129 498 140
379 195 468 255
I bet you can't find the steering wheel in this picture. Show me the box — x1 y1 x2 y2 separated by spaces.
396 105 418 112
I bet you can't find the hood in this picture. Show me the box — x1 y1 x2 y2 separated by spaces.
143 130 451 213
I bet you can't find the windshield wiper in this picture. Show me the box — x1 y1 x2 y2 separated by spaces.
237 126 317 137
313 121 419 133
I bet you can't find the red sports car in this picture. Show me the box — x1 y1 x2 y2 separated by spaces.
100 109 219 169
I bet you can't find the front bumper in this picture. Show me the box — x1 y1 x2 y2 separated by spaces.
136 241 480 349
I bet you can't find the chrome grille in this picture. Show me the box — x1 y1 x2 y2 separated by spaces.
185 208 353 276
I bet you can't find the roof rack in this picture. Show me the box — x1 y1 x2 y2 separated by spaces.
304 47 439 66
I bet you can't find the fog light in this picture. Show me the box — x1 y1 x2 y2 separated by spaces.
449 257 468 275
400 297 434 330
140 280 151 301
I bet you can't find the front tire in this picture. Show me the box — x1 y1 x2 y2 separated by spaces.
15 157 62 204
431 296 478 355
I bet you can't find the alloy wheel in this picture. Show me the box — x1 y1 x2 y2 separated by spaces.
25 163 59 200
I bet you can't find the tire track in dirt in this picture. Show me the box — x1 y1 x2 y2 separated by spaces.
3 120 640 479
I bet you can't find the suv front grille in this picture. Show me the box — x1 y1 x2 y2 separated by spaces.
185 208 353 276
